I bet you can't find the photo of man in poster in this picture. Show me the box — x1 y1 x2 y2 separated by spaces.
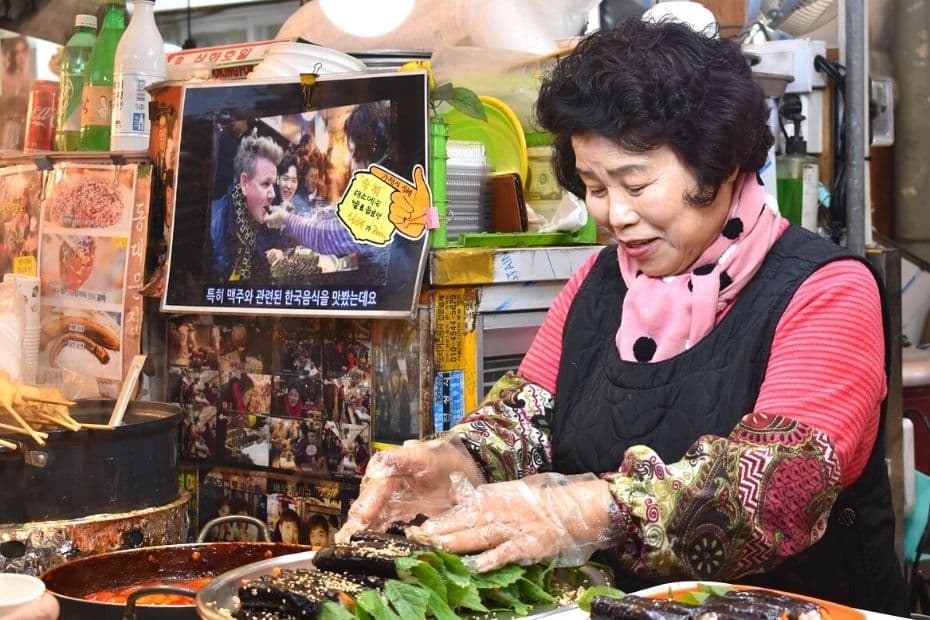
208 133 289 282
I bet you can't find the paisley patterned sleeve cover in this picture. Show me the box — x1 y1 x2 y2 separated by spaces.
604 411 841 580
449 372 556 483
449 375 841 581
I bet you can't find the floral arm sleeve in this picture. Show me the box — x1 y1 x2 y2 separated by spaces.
446 372 554 483
605 412 842 580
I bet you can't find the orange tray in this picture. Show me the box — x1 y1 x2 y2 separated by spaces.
629 580 865 620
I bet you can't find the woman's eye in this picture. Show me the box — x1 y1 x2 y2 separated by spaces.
626 185 646 196
588 187 608 199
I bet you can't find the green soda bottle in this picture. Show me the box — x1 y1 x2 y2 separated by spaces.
55 14 97 151
78 0 125 151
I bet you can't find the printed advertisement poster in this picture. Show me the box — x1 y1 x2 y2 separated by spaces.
0 164 41 277
267 476 341 548
169 365 220 461
199 468 268 541
372 317 421 443
35 162 149 397
162 72 431 317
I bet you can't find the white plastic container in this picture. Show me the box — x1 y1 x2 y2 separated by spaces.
0 574 45 617
110 0 166 151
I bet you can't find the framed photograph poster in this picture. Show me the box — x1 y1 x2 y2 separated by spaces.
161 71 431 317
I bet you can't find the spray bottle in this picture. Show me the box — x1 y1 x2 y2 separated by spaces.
776 94 820 232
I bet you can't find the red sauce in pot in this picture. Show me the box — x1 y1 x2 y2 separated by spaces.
83 576 213 605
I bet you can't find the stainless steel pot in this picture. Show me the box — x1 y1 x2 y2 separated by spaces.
0 399 181 523
42 516 307 620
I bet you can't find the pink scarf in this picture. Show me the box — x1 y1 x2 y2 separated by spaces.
617 173 782 363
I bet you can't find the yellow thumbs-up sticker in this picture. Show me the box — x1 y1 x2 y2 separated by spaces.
335 164 431 245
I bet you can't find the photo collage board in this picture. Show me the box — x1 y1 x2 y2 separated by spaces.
168 313 425 545
178 466 354 549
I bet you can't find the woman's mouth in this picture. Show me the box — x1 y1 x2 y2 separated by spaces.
622 238 657 258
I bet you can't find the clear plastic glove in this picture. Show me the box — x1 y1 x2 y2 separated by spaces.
264 205 290 229
335 435 486 543
408 472 621 573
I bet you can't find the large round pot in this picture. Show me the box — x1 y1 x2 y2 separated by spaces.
0 492 189 577
42 517 307 620
0 400 181 523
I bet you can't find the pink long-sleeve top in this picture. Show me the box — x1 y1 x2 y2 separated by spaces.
518 239 884 489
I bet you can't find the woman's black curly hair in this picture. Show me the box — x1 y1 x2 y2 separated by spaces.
535 18 773 207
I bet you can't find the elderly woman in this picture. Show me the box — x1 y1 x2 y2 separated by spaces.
338 17 906 614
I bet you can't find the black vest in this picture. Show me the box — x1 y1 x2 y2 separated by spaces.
551 226 907 614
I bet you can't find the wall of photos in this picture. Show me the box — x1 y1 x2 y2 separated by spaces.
167 313 426 547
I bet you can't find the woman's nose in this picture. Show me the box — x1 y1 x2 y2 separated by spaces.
609 200 638 228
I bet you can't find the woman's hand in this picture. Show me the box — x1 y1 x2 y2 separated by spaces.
408 473 622 573
264 205 289 229
335 436 485 542
5 592 59 620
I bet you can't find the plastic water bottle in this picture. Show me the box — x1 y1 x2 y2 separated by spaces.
110 0 166 151
78 0 125 150
55 14 97 151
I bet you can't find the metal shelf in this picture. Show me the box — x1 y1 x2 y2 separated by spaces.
429 245 604 287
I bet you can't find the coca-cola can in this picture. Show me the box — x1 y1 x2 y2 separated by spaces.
24 80 59 151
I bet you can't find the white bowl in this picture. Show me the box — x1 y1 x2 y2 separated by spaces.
248 55 365 80
253 58 298 74
263 42 367 73
0 574 46 617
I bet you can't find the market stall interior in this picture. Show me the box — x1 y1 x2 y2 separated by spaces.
1 0 929 618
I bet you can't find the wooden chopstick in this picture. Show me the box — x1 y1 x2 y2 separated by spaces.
2 405 45 445
0 422 48 439
77 422 115 430
23 395 77 407
0 438 16 450
31 411 80 431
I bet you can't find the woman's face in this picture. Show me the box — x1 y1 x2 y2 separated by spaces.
10 41 27 71
309 525 328 548
287 389 300 405
347 139 364 172
279 164 298 201
279 519 299 544
572 134 734 278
